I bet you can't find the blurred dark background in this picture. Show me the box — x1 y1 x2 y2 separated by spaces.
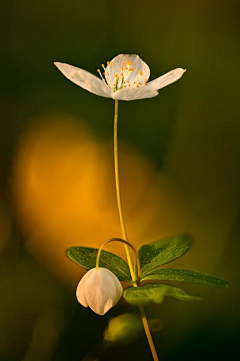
1 0 240 360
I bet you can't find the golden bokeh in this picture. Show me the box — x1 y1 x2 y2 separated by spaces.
12 112 186 286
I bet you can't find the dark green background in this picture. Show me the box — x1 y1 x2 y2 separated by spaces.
1 1 240 360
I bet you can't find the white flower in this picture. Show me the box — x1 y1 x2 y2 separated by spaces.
54 54 186 101
76 267 123 315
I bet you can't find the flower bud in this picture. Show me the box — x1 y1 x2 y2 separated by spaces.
76 267 123 315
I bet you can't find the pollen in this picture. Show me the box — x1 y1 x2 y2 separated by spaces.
139 71 143 76
127 61 132 65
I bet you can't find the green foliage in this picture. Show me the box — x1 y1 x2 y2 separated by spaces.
67 246 131 282
141 268 230 288
138 234 192 278
124 284 201 305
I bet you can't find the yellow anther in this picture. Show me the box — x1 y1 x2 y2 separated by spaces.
115 74 118 78
101 64 105 68
120 73 123 76
107 61 110 65
124 85 127 88
139 71 143 76
123 62 125 66
127 61 132 65
139 82 142 85
137 85 139 88
97 69 101 72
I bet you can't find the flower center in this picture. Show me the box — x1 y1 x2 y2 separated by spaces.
97 60 148 92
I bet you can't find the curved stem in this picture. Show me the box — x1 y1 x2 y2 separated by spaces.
95 237 141 283
113 100 159 361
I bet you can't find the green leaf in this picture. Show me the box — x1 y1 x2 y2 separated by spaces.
141 268 230 288
67 247 131 282
138 234 192 277
124 284 201 305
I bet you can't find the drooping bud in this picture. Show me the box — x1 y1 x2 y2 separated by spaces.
76 268 123 315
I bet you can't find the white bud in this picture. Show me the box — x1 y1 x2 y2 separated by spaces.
76 268 123 315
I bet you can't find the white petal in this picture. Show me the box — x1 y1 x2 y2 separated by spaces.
147 68 186 91
112 86 158 101
76 268 95 307
84 268 122 315
54 62 113 98
103 298 114 314
102 268 123 305
105 54 150 87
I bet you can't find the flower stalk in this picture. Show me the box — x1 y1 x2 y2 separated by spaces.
113 100 159 361
95 237 141 284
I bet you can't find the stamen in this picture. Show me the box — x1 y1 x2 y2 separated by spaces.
139 70 143 76
97 68 107 85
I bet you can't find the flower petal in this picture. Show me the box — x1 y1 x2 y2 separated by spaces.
147 68 186 91
103 268 123 304
54 62 113 98
112 86 158 101
105 54 150 87
76 268 95 307
84 268 122 315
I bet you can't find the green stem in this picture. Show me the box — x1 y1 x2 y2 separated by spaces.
114 99 136 284
113 100 159 361
95 238 140 282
